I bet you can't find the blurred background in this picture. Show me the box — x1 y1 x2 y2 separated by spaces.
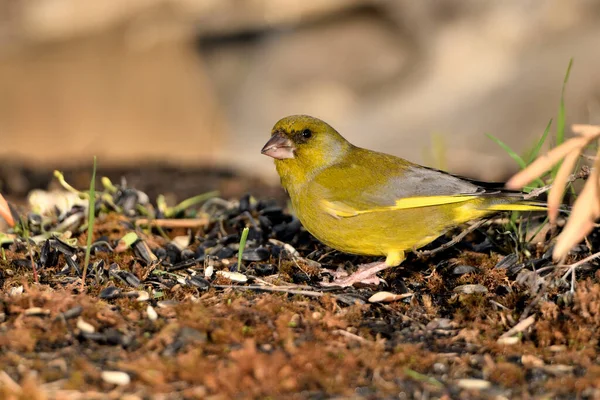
1 0 600 202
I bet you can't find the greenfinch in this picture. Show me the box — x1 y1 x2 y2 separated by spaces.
261 115 544 286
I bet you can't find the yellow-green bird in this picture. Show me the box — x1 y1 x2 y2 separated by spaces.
261 115 544 286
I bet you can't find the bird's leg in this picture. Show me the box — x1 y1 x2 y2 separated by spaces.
321 251 404 287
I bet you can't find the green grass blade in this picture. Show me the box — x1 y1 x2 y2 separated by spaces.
486 133 527 169
81 156 97 291
552 58 574 179
403 368 444 389
236 227 249 272
556 58 573 147
527 216 550 244
486 133 545 187
164 191 220 218
527 119 552 164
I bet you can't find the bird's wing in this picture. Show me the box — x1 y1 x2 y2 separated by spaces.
312 151 519 219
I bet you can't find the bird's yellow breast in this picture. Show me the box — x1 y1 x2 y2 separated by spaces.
291 189 488 258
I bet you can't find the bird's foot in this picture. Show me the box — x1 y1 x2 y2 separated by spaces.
321 261 391 288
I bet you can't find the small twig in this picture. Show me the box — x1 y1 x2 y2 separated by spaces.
558 250 600 292
499 315 536 339
248 276 277 287
533 265 558 275
332 329 372 345
290 256 311 282
135 218 209 229
557 250 600 270
523 169 587 200
519 267 563 322
26 237 38 284
489 300 510 311
415 220 486 257
212 284 349 301
213 284 326 298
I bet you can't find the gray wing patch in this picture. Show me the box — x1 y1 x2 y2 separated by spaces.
360 165 487 206
399 166 483 196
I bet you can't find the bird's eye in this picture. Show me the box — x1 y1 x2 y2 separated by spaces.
302 129 312 139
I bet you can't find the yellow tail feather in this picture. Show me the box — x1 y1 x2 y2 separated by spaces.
486 202 547 212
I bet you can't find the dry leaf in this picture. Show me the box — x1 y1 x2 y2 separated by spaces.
506 136 588 190
0 193 15 227
548 151 580 223
552 165 599 260
506 124 600 261
368 291 413 303
572 124 600 137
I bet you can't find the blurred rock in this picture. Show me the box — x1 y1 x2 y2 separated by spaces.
0 0 369 46
201 8 412 172
0 0 599 186
0 31 226 167
203 0 600 181
0 0 370 173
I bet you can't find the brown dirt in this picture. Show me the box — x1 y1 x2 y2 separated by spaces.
0 167 599 400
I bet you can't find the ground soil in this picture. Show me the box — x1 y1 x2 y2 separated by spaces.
0 165 599 400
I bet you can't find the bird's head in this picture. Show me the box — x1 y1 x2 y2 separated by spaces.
261 115 352 186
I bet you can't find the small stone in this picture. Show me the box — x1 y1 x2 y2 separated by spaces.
121 395 143 400
452 265 478 275
283 243 299 257
181 249 196 260
542 364 574 375
76 317 95 334
47 358 68 374
456 379 491 390
8 286 23 296
521 354 544 368
157 300 179 308
99 286 122 300
453 284 488 294
187 276 211 290
426 318 455 330
171 236 191 251
215 247 235 259
254 263 276 276
60 306 83 320
136 291 150 302
548 345 567 352
241 247 270 262
216 270 248 283
101 371 131 386
182 387 208 399
146 305 158 321
289 313 301 327
433 363 447 374
497 336 520 345
24 307 50 316
261 344 273 352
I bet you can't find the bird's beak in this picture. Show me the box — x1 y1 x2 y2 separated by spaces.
261 133 295 159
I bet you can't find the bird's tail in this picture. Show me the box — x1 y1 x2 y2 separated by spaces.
485 200 548 212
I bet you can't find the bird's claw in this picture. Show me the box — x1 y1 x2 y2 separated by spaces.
320 261 390 288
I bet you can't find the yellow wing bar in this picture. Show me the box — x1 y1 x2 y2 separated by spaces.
321 195 477 219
